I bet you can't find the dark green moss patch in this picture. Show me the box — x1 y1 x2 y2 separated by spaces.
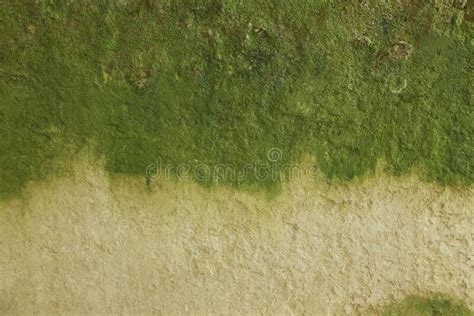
378 294 473 316
1 1 473 197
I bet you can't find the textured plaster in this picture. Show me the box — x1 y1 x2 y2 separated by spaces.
0 155 473 315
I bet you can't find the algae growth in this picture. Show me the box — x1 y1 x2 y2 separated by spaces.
1 0 473 197
377 294 473 316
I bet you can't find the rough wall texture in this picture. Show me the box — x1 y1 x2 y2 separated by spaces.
1 155 472 315
2 1 473 314
3 0 473 198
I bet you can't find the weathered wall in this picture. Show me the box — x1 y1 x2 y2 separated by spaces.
2 1 473 314
3 0 473 198
1 155 472 315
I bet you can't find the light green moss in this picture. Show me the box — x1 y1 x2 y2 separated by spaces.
378 294 473 316
1 0 473 197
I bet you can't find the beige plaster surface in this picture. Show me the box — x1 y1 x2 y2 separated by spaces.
0 155 472 315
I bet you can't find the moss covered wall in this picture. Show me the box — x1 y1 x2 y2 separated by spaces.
2 0 473 198
1 1 473 314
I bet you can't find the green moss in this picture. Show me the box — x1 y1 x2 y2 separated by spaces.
1 0 473 197
378 294 473 316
